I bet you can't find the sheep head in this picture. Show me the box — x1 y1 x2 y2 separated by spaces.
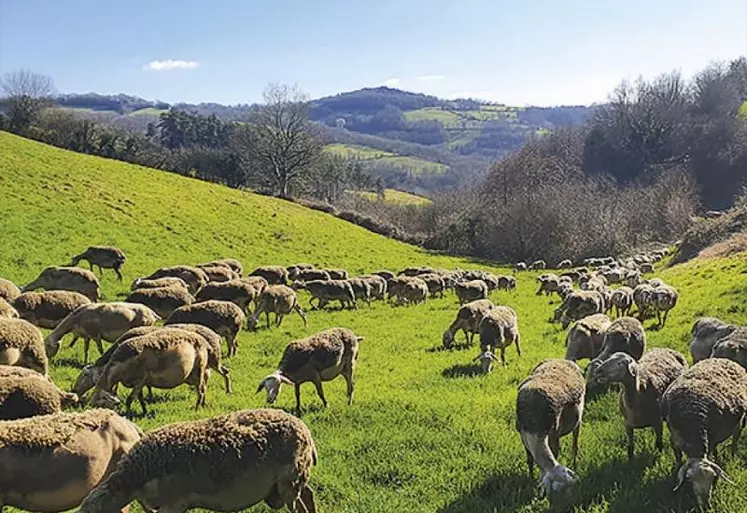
673 458 733 511
442 329 455 349
90 388 121 409
589 352 636 385
73 364 104 396
44 334 61 359
474 350 499 373
540 464 576 496
256 371 294 404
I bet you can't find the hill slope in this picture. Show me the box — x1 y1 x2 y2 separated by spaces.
2 133 747 513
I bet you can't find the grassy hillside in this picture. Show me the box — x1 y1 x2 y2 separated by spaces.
354 188 433 206
324 142 448 175
2 133 747 513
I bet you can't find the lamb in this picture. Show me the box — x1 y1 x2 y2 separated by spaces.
443 299 494 349
590 348 688 460
44 302 160 363
0 409 142 512
257 327 362 414
165 300 245 358
651 284 678 326
296 268 331 281
514 262 527 272
71 246 127 281
249 285 308 331
346 277 372 305
455 280 488 305
142 265 208 295
689 317 738 363
293 279 357 310
588 316 646 375
77 408 317 513
90 328 210 414
0 278 21 302
710 327 747 369
23 266 100 302
249 265 289 285
662 358 747 510
516 359 585 497
130 276 190 293
529 260 547 270
557 259 573 269
395 277 428 306
0 374 79 420
359 274 388 301
195 279 258 314
478 306 521 365
199 265 240 283
0 318 48 374
198 257 244 276
610 286 634 318
12 290 91 329
564 313 612 362
558 290 605 329
0 297 18 319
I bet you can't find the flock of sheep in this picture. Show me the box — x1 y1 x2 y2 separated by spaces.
0 245 745 512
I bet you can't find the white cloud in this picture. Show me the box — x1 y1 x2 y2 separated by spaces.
383 77 401 87
145 59 200 71
417 75 445 81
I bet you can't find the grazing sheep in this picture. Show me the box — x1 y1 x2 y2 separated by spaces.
417 273 447 298
640 263 654 274
0 278 21 302
442 299 494 349
198 258 244 276
295 268 331 282
142 265 208 295
386 275 412 303
0 318 47 375
474 350 500 373
0 375 79 420
689 317 738 363
125 286 193 319
195 279 258 314
455 280 488 305
71 246 127 281
588 316 646 375
44 302 160 363
557 282 575 301
249 265 289 285
632 283 655 319
23 266 100 302
557 259 573 269
239 275 269 296
610 286 634 318
624 271 643 288
0 409 142 512
165 300 245 358
293 279 357 310
372 270 395 281
12 290 91 329
497 275 516 291
249 285 307 331
662 359 747 510
78 409 317 513
166 323 232 393
347 277 372 306
529 260 547 270
478 306 520 365
710 327 747 369
514 262 527 273
564 313 612 362
287 263 315 281
516 359 585 497
395 278 428 306
536 274 561 297
399 266 436 277
591 348 688 460
323 268 349 280
360 274 388 301
130 276 190 293
199 265 240 283
90 329 210 414
558 290 605 329
0 297 18 319
651 284 678 326
258 327 362 413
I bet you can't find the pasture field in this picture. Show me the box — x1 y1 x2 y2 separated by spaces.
2 132 747 512
354 188 433 206
324 143 395 160
128 107 169 117
324 143 447 175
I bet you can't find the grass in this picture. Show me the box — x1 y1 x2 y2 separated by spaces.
324 143 394 159
128 107 168 117
404 106 520 126
354 188 432 206
3 132 747 512
324 143 447 174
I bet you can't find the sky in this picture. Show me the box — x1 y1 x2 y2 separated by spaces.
1 0 745 106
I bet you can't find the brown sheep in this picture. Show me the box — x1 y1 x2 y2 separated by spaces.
71 246 127 281
142 265 208 295
199 265 240 283
0 278 21 302
0 297 18 319
23 266 100 302
12 290 92 329
125 286 194 319
198 258 244 276
0 375 79 420
130 276 190 293
455 280 488 305
165 300 245 358
249 265 289 285
249 285 307 331
0 318 48 375
442 299 495 349
195 279 258 314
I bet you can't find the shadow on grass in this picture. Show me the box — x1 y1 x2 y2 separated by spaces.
442 363 484 378
436 472 537 513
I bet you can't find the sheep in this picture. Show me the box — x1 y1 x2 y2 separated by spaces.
124 286 193 319
130 276 190 293
23 266 100 302
443 299 494 349
249 265 289 285
258 327 362 413
514 262 527 272
497 275 516 291
0 374 79 420
239 275 269 296
560 270 582 283
165 300 245 358
386 275 413 303
689 317 738 363
710 327 747 369
640 263 654 274
0 318 47 375
166 323 232 393
395 277 428 306
564 313 612 362
0 297 18 319
516 359 585 497
536 274 561 297
455 280 488 305
293 279 357 310
651 284 678 326
399 266 436 277
474 350 500 373
359 274 388 301
557 259 573 269
90 328 210 414
296 268 331 281
346 277 372 306
0 409 142 512
557 282 575 301
286 263 315 281
0 278 21 302
610 286 634 318
77 408 317 513
323 268 349 280
417 273 447 298
12 290 91 329
249 285 307 331
195 279 258 315
633 282 655 318
478 273 501 291
198 257 244 276
478 306 521 365
662 358 747 510
557 290 605 329
142 265 208 295
372 269 395 281
529 260 547 270
588 316 646 376
624 271 643 288
44 302 160 363
70 246 127 281
590 348 688 460
199 265 240 283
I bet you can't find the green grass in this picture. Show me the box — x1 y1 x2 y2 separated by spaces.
354 188 432 206
324 143 447 174
323 143 394 159
3 132 747 512
404 106 520 126
739 101 747 120
128 107 168 117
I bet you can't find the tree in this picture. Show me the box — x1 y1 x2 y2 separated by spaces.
0 69 55 134
237 84 323 197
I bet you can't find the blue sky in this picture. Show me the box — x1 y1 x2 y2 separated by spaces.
1 0 745 106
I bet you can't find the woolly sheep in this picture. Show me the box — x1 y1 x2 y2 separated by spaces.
417 273 447 298
125 286 193 319
347 277 372 305
497 275 516 291
78 409 317 513
0 278 21 302
558 290 605 329
0 374 79 420
287 263 315 281
442 299 494 349
399 266 436 277
514 262 527 273
588 316 646 376
395 277 428 306
165 300 245 357
591 348 687 460
23 266 100 302
296 268 331 282
0 297 18 319
0 318 48 375
359 274 388 301
142 265 208 295
516 359 585 497
651 284 678 326
257 327 362 414
386 275 413 303
199 265 240 283
71 246 127 281
710 327 747 369
529 260 547 270
564 313 612 362
12 290 91 329
130 276 190 293
198 257 244 276
536 274 560 297
455 280 488 305
249 285 307 331
238 275 269 296
662 358 747 510
557 259 573 269
0 409 142 512
195 279 258 314
372 270 395 281
689 317 738 363
293 279 357 310
478 306 521 365
249 265 289 285
632 283 654 318
610 286 634 318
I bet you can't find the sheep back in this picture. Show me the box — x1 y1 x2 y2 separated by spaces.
12 290 92 329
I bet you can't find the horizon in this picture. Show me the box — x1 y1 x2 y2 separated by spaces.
1 0 745 107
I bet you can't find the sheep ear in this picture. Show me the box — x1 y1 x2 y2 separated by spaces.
473 354 482 362
256 380 267 394
356 336 364 342
627 361 637 377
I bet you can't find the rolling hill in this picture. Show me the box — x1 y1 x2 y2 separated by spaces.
4 132 744 512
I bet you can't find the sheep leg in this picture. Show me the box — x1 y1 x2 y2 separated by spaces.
515 334 522 358
219 365 232 394
731 422 744 456
500 347 506 366
294 305 308 326
312 377 328 408
265 311 271 329
662 309 669 327
126 379 147 416
549 435 560 459
95 335 104 357
626 427 635 460
114 265 123 281
68 335 80 348
571 426 580 468
671 440 683 468
294 383 302 414
83 338 91 364
276 313 284 327
525 447 535 476
343 369 355 405
296 485 317 513
654 422 664 453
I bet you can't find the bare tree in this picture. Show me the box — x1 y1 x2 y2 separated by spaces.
0 69 55 134
237 84 322 197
